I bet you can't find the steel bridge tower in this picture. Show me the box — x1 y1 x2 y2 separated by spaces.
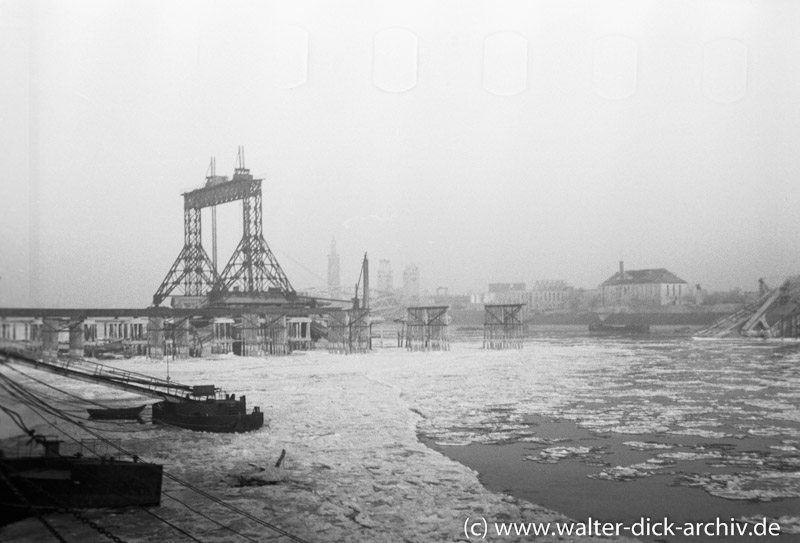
152 148 294 307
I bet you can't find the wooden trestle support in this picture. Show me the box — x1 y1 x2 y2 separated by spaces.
483 304 524 349
404 306 450 352
327 309 371 354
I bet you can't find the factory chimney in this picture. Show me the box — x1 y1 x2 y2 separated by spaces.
619 261 624 276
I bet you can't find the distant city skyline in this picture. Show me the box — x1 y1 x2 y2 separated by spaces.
321 250 767 300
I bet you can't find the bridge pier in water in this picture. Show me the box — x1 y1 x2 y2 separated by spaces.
1 306 322 360
68 320 84 358
288 317 313 351
404 306 450 352
263 315 289 355
211 319 234 354
148 317 164 359
483 304 525 350
173 318 191 359
240 314 261 356
42 318 60 355
327 309 371 354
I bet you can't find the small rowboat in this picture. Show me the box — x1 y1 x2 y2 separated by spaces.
87 404 147 421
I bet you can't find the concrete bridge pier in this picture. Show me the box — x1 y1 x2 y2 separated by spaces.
68 320 84 358
174 318 191 359
148 317 164 359
42 318 60 356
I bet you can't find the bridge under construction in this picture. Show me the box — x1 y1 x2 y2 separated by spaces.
152 148 296 308
0 149 360 359
0 304 329 359
0 149 457 358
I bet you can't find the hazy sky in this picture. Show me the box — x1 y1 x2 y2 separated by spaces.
2 0 800 307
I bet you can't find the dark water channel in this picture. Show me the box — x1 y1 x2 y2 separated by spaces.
426 415 800 542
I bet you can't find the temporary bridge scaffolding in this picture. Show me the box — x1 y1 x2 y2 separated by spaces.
327 309 371 354
326 253 373 354
483 304 525 349
402 306 450 351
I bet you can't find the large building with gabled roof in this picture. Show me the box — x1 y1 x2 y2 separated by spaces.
600 261 688 307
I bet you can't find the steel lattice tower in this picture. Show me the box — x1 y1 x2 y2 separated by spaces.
152 150 294 307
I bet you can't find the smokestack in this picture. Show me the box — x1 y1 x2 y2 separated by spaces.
619 261 624 275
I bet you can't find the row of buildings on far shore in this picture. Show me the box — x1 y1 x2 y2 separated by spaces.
322 239 758 316
467 261 695 314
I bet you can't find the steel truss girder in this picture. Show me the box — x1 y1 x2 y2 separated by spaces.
217 188 293 295
153 207 221 306
183 176 256 209
152 165 294 306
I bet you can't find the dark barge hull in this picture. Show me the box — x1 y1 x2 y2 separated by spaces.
87 404 146 420
0 456 162 525
151 398 264 433
588 323 650 334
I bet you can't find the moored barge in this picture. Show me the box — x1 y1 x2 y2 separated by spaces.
152 386 263 433
0 438 162 525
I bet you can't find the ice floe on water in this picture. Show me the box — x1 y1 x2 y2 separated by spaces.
675 471 800 502
609 423 673 434
523 445 605 464
771 444 799 452
2 334 800 541
657 450 724 461
4 346 643 543
589 459 675 482
747 425 800 439
622 440 674 450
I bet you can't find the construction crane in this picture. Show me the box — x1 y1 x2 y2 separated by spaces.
352 253 369 310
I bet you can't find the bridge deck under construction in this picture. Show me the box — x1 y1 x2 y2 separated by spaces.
0 306 323 319
0 304 341 360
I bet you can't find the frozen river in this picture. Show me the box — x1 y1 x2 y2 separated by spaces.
2 328 799 542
